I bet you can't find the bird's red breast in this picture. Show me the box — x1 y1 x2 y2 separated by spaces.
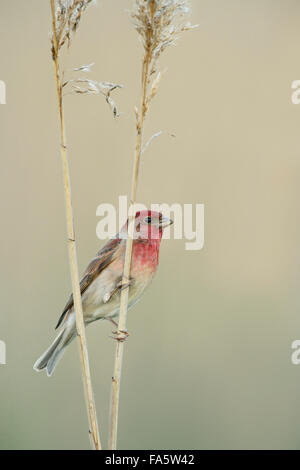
132 237 161 272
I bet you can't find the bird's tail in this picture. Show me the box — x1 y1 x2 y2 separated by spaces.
33 323 75 376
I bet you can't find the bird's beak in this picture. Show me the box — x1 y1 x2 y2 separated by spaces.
159 216 173 228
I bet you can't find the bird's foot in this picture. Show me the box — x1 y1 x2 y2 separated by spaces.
110 329 130 342
120 280 132 290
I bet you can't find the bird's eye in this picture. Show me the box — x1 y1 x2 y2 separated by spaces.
145 216 152 224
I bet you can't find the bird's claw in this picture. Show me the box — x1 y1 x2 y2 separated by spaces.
120 281 132 291
110 329 130 342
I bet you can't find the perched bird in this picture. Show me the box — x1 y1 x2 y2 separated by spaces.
34 210 173 376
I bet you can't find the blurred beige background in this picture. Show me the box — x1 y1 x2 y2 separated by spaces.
1 0 300 449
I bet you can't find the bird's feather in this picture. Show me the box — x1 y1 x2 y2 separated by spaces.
55 237 122 329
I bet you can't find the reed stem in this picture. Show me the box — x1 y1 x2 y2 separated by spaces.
50 0 101 451
108 24 152 453
108 0 194 449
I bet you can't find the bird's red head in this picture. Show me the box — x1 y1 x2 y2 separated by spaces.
121 210 173 241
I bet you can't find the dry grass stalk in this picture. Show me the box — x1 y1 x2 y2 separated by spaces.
108 0 195 450
49 0 101 450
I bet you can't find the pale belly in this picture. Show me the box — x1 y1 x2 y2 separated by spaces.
81 264 155 324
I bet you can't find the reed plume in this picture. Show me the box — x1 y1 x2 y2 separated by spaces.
108 0 196 450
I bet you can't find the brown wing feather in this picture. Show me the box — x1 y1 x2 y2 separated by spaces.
55 237 122 329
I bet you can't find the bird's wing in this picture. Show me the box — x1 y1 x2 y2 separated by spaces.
55 237 122 329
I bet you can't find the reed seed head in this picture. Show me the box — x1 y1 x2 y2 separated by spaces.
50 1 122 117
52 0 94 54
132 1 196 120
132 0 195 69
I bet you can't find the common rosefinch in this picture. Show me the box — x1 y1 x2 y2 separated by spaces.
34 210 173 376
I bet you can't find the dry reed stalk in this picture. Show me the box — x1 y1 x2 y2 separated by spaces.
108 0 196 450
49 0 101 450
